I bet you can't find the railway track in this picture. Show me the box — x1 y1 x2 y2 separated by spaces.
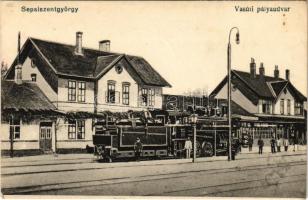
2 158 306 195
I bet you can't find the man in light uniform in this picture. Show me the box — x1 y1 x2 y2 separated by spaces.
184 137 193 159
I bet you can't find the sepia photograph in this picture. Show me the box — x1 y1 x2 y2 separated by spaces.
0 1 307 198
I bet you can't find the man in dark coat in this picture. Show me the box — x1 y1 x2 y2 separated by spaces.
248 135 253 152
270 137 276 153
134 137 143 161
257 137 264 155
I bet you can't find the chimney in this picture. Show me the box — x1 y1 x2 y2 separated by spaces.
75 31 83 55
250 58 256 78
99 40 110 52
274 65 279 79
14 64 22 84
286 69 290 81
259 62 265 77
15 32 22 85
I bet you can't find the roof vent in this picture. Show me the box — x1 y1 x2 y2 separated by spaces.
75 32 83 56
99 40 110 52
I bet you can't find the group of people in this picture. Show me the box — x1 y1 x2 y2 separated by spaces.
257 136 292 154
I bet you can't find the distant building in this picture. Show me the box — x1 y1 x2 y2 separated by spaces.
3 32 171 155
211 58 307 143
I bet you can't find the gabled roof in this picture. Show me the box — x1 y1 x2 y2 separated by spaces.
1 80 56 112
6 37 171 87
211 69 306 103
268 81 288 97
232 70 285 99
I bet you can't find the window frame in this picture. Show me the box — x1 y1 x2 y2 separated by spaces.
280 99 284 115
31 73 37 82
77 81 86 102
107 81 116 104
122 83 130 105
294 101 303 115
68 81 77 102
9 116 20 139
68 119 85 140
141 88 148 106
148 88 155 106
68 119 76 139
287 99 291 115
261 100 271 114
77 120 85 139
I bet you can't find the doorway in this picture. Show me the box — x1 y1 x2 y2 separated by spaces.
40 122 52 152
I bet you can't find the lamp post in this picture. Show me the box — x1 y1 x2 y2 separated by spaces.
190 113 198 163
227 27 240 161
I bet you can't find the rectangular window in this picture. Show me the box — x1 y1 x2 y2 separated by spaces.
122 84 130 105
262 100 271 114
31 73 37 82
280 99 284 115
9 116 20 139
107 82 116 103
68 119 85 140
141 88 148 106
68 81 76 101
287 99 291 115
77 120 85 139
68 119 76 139
77 82 86 102
148 88 155 106
295 102 303 115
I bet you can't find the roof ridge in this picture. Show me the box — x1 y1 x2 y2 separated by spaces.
29 37 120 55
233 69 285 80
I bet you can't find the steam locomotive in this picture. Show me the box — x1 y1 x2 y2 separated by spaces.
92 117 239 162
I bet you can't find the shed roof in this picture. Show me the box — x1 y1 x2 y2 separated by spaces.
1 80 56 112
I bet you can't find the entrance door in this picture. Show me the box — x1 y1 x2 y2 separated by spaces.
40 123 52 152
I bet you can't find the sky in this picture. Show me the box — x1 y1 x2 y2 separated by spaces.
0 1 307 96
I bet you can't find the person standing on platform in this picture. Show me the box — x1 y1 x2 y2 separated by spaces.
184 137 193 159
270 137 276 153
134 137 143 161
276 136 282 152
283 138 289 152
257 137 264 155
248 135 253 152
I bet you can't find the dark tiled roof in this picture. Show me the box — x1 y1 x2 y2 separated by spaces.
269 81 288 97
1 80 56 111
233 70 285 99
126 55 171 87
29 38 171 87
211 69 306 103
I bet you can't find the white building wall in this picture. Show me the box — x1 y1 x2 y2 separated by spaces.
215 83 258 113
56 118 93 149
273 88 295 115
21 57 57 102
1 119 40 150
57 78 95 112
97 63 145 112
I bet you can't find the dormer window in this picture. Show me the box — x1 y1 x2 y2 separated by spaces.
31 73 37 82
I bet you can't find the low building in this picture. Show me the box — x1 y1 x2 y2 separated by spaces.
211 58 307 144
1 79 60 156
